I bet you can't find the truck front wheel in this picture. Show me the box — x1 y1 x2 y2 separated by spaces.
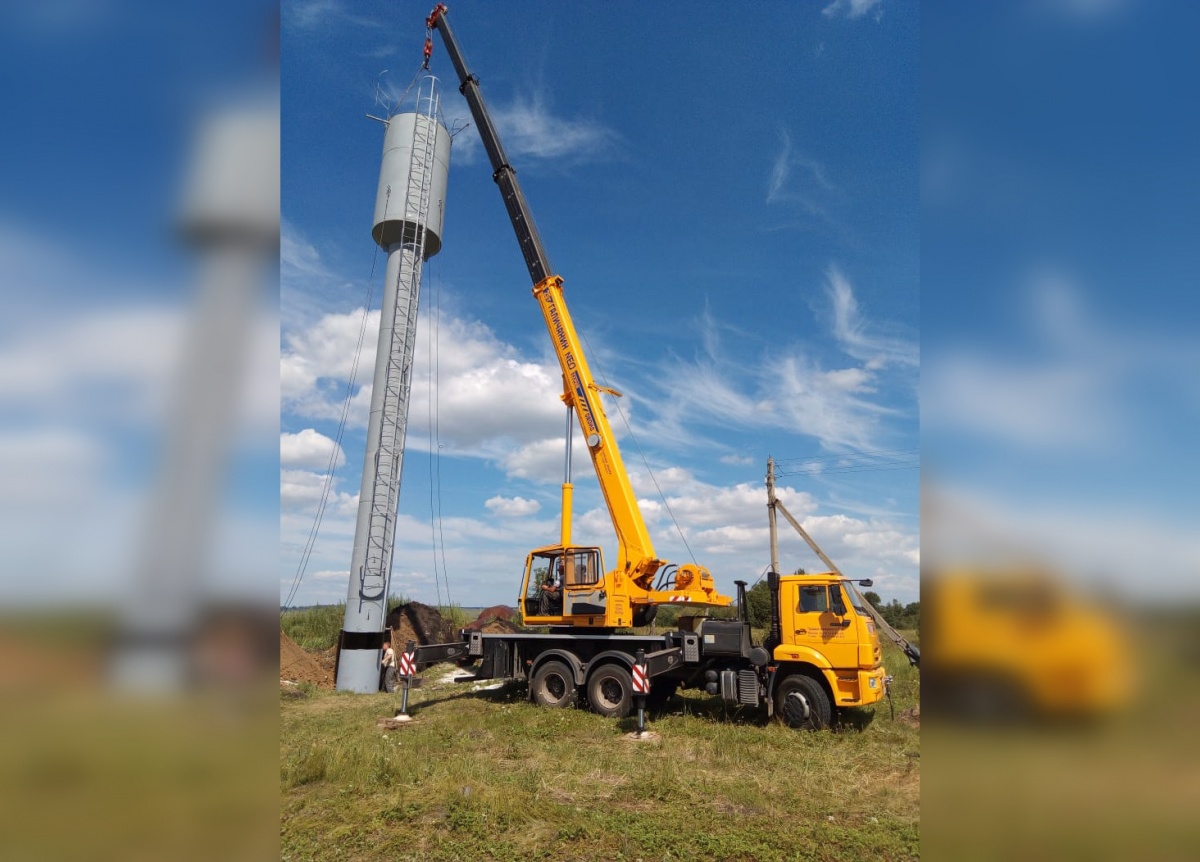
530 660 577 709
775 674 832 730
587 664 633 718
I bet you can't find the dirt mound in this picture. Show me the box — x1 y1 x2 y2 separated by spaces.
280 630 333 689
480 618 522 634
386 601 456 647
464 604 519 632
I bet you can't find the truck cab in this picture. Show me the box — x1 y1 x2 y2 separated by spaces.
771 573 888 715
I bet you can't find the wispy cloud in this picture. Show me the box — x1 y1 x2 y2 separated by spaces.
764 129 851 239
438 89 620 167
633 275 916 455
767 129 834 205
822 0 885 22
826 265 918 368
284 0 378 33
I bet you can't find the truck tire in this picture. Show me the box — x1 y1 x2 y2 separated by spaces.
587 663 633 718
775 674 832 730
530 660 576 709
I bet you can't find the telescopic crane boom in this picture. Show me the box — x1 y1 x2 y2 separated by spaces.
425 5 730 628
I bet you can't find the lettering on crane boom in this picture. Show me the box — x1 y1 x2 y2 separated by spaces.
570 371 600 437
544 293 575 370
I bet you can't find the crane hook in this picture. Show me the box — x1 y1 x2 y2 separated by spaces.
422 4 447 69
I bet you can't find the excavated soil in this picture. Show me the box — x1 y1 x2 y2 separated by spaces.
386 601 457 648
464 604 518 632
478 618 522 634
281 602 523 691
279 630 333 689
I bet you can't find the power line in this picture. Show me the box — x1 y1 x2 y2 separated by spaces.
774 448 919 478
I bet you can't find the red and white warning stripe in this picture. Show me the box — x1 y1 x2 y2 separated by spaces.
668 596 688 602
398 652 416 678
632 662 649 695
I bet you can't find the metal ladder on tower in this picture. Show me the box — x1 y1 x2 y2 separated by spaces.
359 79 442 607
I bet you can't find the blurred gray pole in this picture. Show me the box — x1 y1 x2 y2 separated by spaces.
112 95 280 692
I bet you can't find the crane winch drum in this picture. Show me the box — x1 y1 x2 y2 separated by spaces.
371 111 451 257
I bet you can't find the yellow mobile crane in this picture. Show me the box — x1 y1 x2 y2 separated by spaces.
424 4 730 630
393 7 888 727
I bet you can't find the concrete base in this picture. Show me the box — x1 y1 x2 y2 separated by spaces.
622 730 660 743
376 715 416 729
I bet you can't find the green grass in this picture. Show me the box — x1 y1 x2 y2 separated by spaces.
281 640 919 861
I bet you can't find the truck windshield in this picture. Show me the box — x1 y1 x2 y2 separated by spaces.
846 584 872 617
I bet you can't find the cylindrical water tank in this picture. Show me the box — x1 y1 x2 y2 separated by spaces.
371 111 451 258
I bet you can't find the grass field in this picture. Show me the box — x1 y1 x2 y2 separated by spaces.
280 635 919 861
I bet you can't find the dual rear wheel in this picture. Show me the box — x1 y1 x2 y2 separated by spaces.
529 660 636 718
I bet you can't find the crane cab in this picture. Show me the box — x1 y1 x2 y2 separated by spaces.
520 546 627 628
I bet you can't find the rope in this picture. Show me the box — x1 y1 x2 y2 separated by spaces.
425 249 445 608
284 204 386 609
384 64 432 118
431 250 452 608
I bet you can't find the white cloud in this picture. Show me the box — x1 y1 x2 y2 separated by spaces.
283 304 564 459
0 306 181 422
281 428 346 471
924 480 1197 601
923 352 1112 450
822 0 885 21
0 428 106 505
485 496 542 518
280 467 357 514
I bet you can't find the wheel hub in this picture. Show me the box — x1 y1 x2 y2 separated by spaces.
785 691 812 723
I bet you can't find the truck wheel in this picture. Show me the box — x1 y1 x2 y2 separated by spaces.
530 660 576 709
587 664 633 718
775 674 832 730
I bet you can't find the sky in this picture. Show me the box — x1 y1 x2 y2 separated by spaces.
0 1 280 608
280 0 920 608
920 0 1200 601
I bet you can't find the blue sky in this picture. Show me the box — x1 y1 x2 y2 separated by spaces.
280 1 920 607
921 0 1200 600
0 2 280 606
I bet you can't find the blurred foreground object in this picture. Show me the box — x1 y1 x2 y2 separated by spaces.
923 568 1131 722
110 80 279 693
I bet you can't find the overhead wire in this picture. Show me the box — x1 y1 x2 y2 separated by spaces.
775 447 919 477
426 229 453 609
284 223 385 609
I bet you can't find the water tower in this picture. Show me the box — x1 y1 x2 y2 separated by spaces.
337 76 451 692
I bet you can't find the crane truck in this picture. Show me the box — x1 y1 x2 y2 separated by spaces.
397 5 889 729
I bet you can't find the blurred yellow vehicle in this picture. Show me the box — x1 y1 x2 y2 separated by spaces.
924 569 1132 720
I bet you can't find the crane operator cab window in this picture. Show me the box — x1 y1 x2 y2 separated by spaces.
525 554 563 617
524 549 603 618
561 549 601 588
